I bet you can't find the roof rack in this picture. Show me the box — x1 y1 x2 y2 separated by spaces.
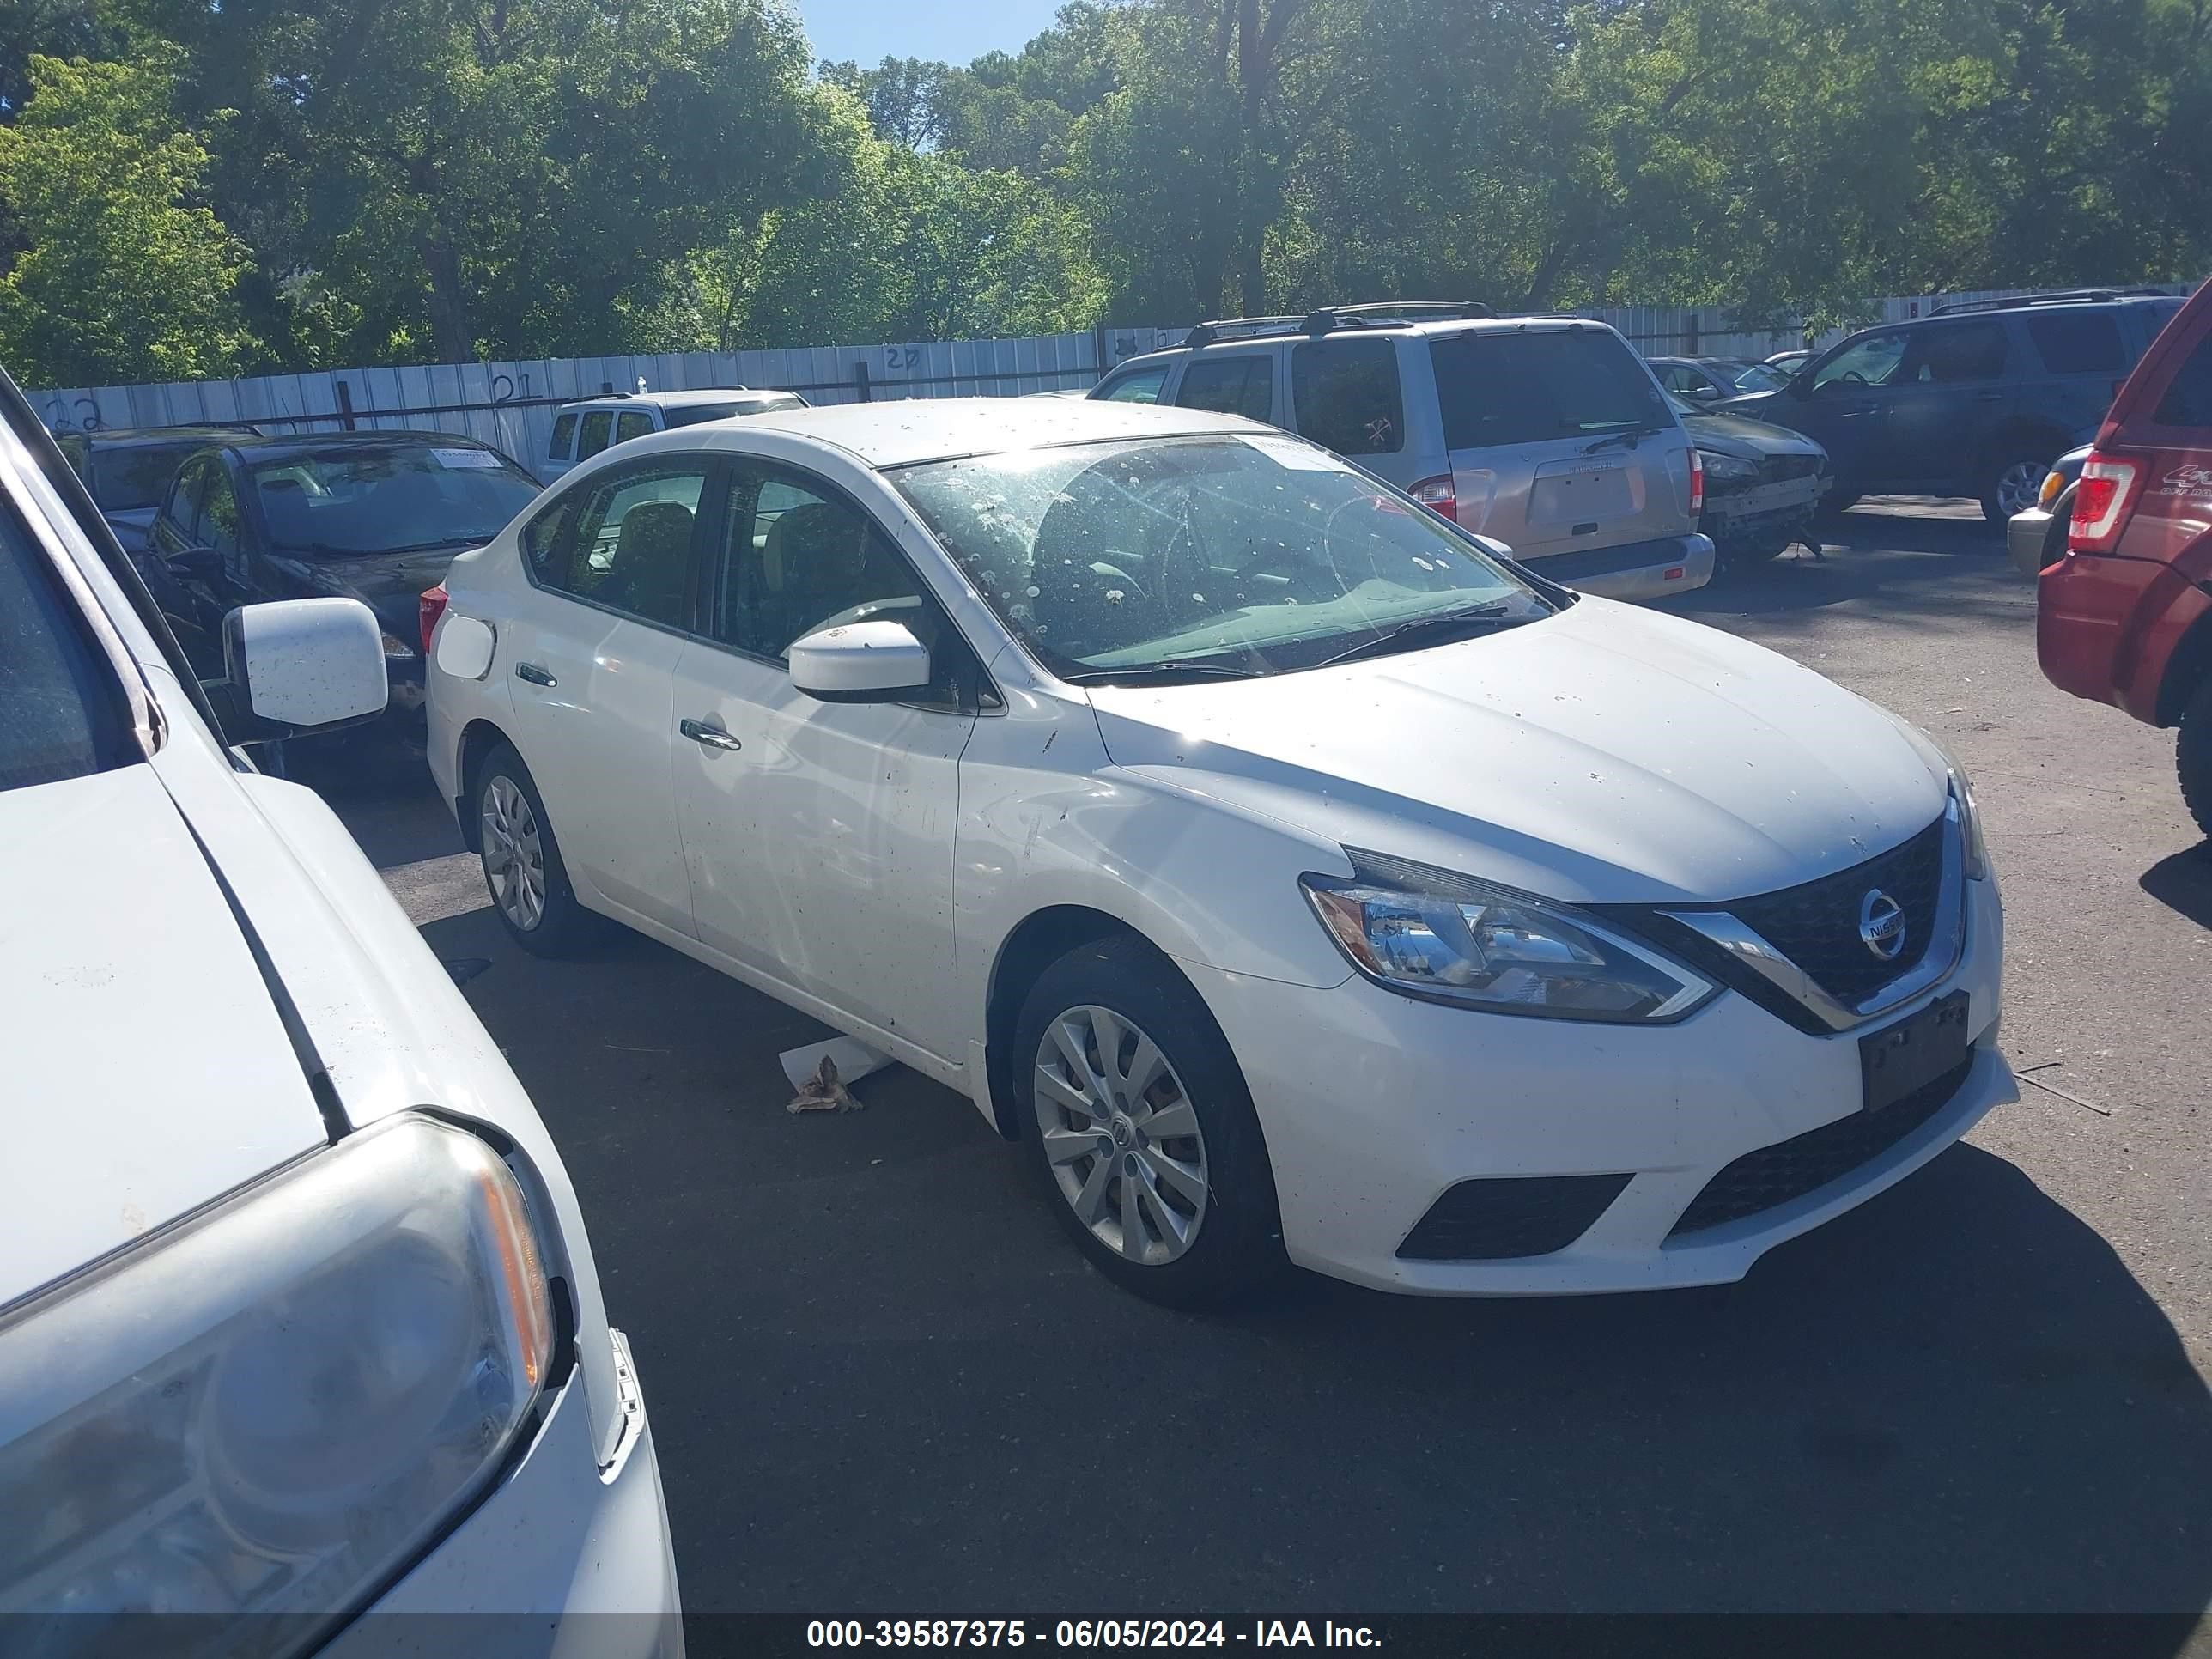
1182 315 1307 349
1929 287 2172 316
1301 301 1495 334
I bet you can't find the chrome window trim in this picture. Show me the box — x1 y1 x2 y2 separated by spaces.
1659 798 1966 1034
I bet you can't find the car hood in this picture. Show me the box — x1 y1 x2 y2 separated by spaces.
1681 407 1827 461
1085 596 1947 906
0 765 327 1310
283 548 472 638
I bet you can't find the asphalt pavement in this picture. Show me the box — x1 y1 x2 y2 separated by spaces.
329 503 2212 1626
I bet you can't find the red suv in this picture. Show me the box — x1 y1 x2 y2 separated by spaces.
2037 280 2212 838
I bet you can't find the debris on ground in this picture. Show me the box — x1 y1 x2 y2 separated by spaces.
787 1054 860 1113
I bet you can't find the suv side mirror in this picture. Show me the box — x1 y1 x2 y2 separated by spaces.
167 544 222 581
789 619 933 703
209 597 388 743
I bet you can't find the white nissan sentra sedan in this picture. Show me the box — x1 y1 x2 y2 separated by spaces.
0 373 680 1647
427 398 2014 1308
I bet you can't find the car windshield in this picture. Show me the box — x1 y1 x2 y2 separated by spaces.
1730 362 1790 393
1 494 135 793
893 434 1553 681
91 442 203 512
249 443 541 556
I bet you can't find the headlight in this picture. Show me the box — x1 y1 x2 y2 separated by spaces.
1933 747 1990 880
1699 451 1760 484
0 1116 554 1647
1302 850 1717 1023
379 630 417 660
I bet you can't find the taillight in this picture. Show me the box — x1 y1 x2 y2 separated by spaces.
1688 449 1705 516
2068 453 2142 553
1408 475 1458 523
420 583 450 656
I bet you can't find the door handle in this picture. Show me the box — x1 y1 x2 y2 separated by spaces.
679 717 743 752
514 661 556 688
1973 391 2005 403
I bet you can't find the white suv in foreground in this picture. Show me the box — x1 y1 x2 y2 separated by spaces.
428 397 2014 1308
0 373 679 1650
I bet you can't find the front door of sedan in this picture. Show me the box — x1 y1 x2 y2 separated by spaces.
495 455 719 937
668 461 978 1062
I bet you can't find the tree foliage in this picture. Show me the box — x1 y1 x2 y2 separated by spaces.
1 0 2207 382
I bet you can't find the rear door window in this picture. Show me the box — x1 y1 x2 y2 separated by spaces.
1899 319 2008 383
2027 312 2126 375
1291 338 1406 455
529 461 712 631
1431 330 1668 448
550 412 577 462
2152 326 2212 428
1176 354 1276 422
576 410 615 460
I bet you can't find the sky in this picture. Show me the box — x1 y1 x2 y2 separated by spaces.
793 0 1067 69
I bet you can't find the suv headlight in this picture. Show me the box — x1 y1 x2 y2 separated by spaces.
0 1115 555 1647
1302 850 1717 1023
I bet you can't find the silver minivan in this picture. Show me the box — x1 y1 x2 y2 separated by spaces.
1091 303 1715 600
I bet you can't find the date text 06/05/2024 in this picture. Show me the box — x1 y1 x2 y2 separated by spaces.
805 1621 1382 1649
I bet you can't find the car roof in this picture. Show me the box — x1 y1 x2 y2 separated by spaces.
559 387 791 410
648 395 1264 468
70 425 252 447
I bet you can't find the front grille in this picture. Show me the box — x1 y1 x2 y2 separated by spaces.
1760 453 1823 483
1723 815 1948 1006
1667 1054 1972 1237
1397 1174 1632 1261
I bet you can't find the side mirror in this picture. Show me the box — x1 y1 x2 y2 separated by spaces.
167 544 222 581
789 619 932 704
209 597 388 744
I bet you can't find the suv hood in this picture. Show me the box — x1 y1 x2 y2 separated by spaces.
0 766 327 1310
1086 597 1946 905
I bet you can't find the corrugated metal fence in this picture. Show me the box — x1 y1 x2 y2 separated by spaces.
29 283 2199 469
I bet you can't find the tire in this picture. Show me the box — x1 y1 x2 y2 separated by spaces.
474 743 604 957
1013 934 1285 1309
1982 453 2051 526
2179 678 2212 842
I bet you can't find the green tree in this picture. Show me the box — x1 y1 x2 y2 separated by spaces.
0 50 260 386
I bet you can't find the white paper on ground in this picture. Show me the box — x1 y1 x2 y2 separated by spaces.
778 1036 895 1093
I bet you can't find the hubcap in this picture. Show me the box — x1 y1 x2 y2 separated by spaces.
1996 460 2045 519
1031 1005 1208 1266
480 775 547 931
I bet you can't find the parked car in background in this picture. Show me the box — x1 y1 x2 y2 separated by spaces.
0 365 679 1644
53 424 251 552
542 387 808 481
2006 444 2091 577
1091 301 1714 601
1669 392 1830 569
149 429 543 714
429 396 2008 1309
1764 349 1816 380
2036 281 2212 837
1647 356 1794 401
1726 289 2186 522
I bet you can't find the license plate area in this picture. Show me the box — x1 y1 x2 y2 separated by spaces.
1859 990 1971 1115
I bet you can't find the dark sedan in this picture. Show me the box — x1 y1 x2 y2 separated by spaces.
1648 356 1795 402
1670 393 1831 570
149 429 543 711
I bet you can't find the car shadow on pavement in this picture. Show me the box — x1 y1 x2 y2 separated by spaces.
2140 845 2212 928
417 910 2212 1626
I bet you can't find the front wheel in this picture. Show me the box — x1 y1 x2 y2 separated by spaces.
1014 935 1285 1308
1983 454 2051 525
2179 678 2212 842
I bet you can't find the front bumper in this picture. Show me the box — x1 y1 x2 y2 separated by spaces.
2008 505 2060 578
1518 533 1717 603
1701 476 1822 550
325 1328 682 1656
1179 871 2008 1296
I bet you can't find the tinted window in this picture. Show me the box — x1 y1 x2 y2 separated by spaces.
714 469 923 661
532 462 708 630
1901 319 2008 383
85 442 199 512
616 410 654 444
1096 365 1170 404
663 398 803 428
1431 331 1668 448
2027 312 2126 374
195 468 243 557
577 410 615 459
1176 355 1275 422
1292 338 1407 455
157 461 207 541
0 498 133 793
2153 325 2212 428
249 444 540 556
550 412 577 460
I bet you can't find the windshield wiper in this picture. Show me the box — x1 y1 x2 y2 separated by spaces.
1060 661 1265 687
1316 604 1517 668
1582 422 1667 455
